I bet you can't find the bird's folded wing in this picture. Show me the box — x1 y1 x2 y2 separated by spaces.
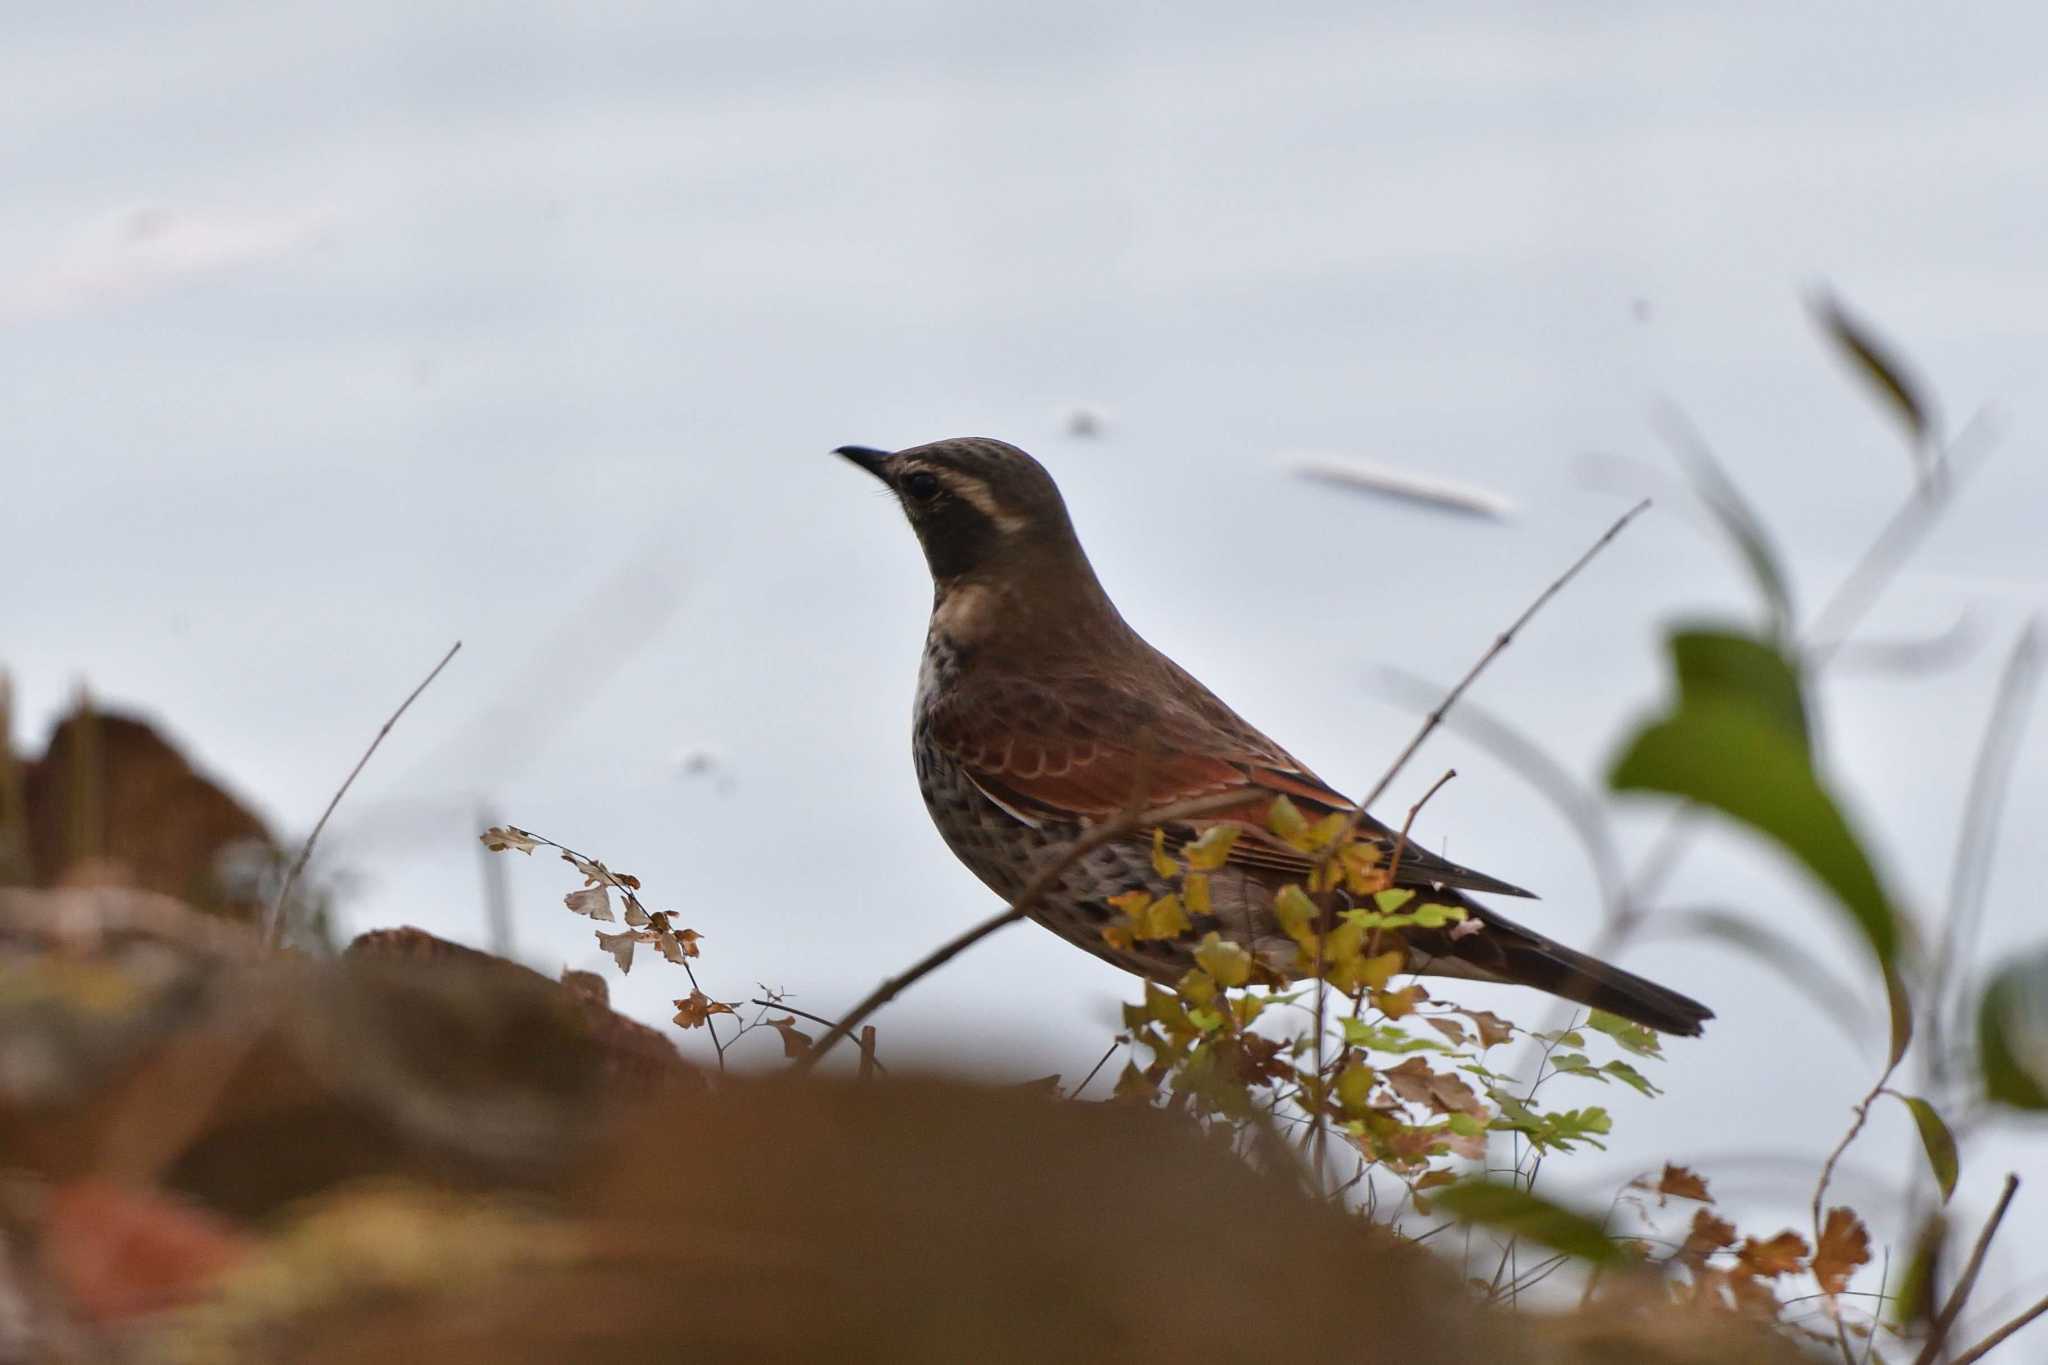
938 729 1533 899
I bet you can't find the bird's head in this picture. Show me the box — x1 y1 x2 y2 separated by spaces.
835 437 1088 589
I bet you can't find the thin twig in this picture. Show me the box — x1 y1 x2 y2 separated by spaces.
1304 502 1649 1185
1069 1036 1124 1101
800 789 1256 1067
1370 668 1624 916
1385 769 1457 886
1356 500 1651 817
497 827 731 1068
748 999 888 1073
1915 1174 2020 1365
1952 1288 2048 1365
264 641 461 949
1813 1058 1905 1275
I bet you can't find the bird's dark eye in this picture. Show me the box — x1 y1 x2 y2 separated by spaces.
903 471 941 501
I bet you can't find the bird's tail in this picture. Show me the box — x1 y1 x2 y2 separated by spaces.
1410 901 1715 1036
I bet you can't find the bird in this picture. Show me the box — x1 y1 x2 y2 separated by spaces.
835 437 1712 1035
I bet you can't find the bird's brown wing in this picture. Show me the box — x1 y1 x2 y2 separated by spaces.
924 670 1533 899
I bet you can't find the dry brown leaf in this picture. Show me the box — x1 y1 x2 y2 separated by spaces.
1655 1163 1711 1204
564 887 613 922
672 990 738 1030
1736 1230 1809 1278
1462 1008 1513 1048
767 1016 814 1060
479 826 539 854
1382 1056 1484 1119
595 930 637 974
1424 1017 1468 1045
1812 1206 1871 1295
1680 1209 1737 1264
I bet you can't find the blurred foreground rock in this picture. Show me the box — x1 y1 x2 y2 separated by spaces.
1 699 283 928
0 893 1812 1363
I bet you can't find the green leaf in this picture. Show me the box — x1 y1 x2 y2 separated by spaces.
1548 1052 1596 1076
1669 628 1809 749
1610 628 1897 966
1429 1180 1626 1266
1810 288 1937 451
1978 954 2048 1110
1600 1059 1661 1097
1339 1020 1446 1054
1373 888 1417 914
1890 1094 1959 1203
1409 901 1466 928
1543 1107 1613 1150
1890 1213 1947 1333
1885 964 1913 1069
1585 1010 1663 1059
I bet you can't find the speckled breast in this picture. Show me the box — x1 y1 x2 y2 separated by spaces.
909 633 1259 983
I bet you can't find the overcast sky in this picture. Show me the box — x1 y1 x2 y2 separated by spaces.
7 0 2046 1337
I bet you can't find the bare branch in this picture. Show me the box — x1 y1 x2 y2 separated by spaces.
1386 768 1457 886
1915 1174 2020 1365
1069 1036 1124 1101
748 999 887 1072
1355 500 1651 816
263 641 461 950
801 789 1256 1068
1952 1288 2048 1365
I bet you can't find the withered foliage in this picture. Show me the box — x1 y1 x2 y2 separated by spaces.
1 890 1814 1363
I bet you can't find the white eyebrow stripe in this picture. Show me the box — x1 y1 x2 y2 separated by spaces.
942 472 1029 534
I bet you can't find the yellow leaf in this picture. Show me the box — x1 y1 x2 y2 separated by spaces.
1335 1062 1377 1113
1101 925 1134 951
1342 840 1391 895
1324 917 1366 966
1183 872 1212 917
1141 894 1190 940
1358 949 1405 991
1307 812 1350 851
1177 968 1217 1007
1150 828 1178 879
1373 984 1425 1019
1107 889 1152 918
1184 826 1240 870
1193 932 1253 988
1273 884 1318 942
1267 795 1307 842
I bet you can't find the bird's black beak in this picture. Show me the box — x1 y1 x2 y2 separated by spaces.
834 445 894 483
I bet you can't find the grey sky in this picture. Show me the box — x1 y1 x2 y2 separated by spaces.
7 0 2045 1338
